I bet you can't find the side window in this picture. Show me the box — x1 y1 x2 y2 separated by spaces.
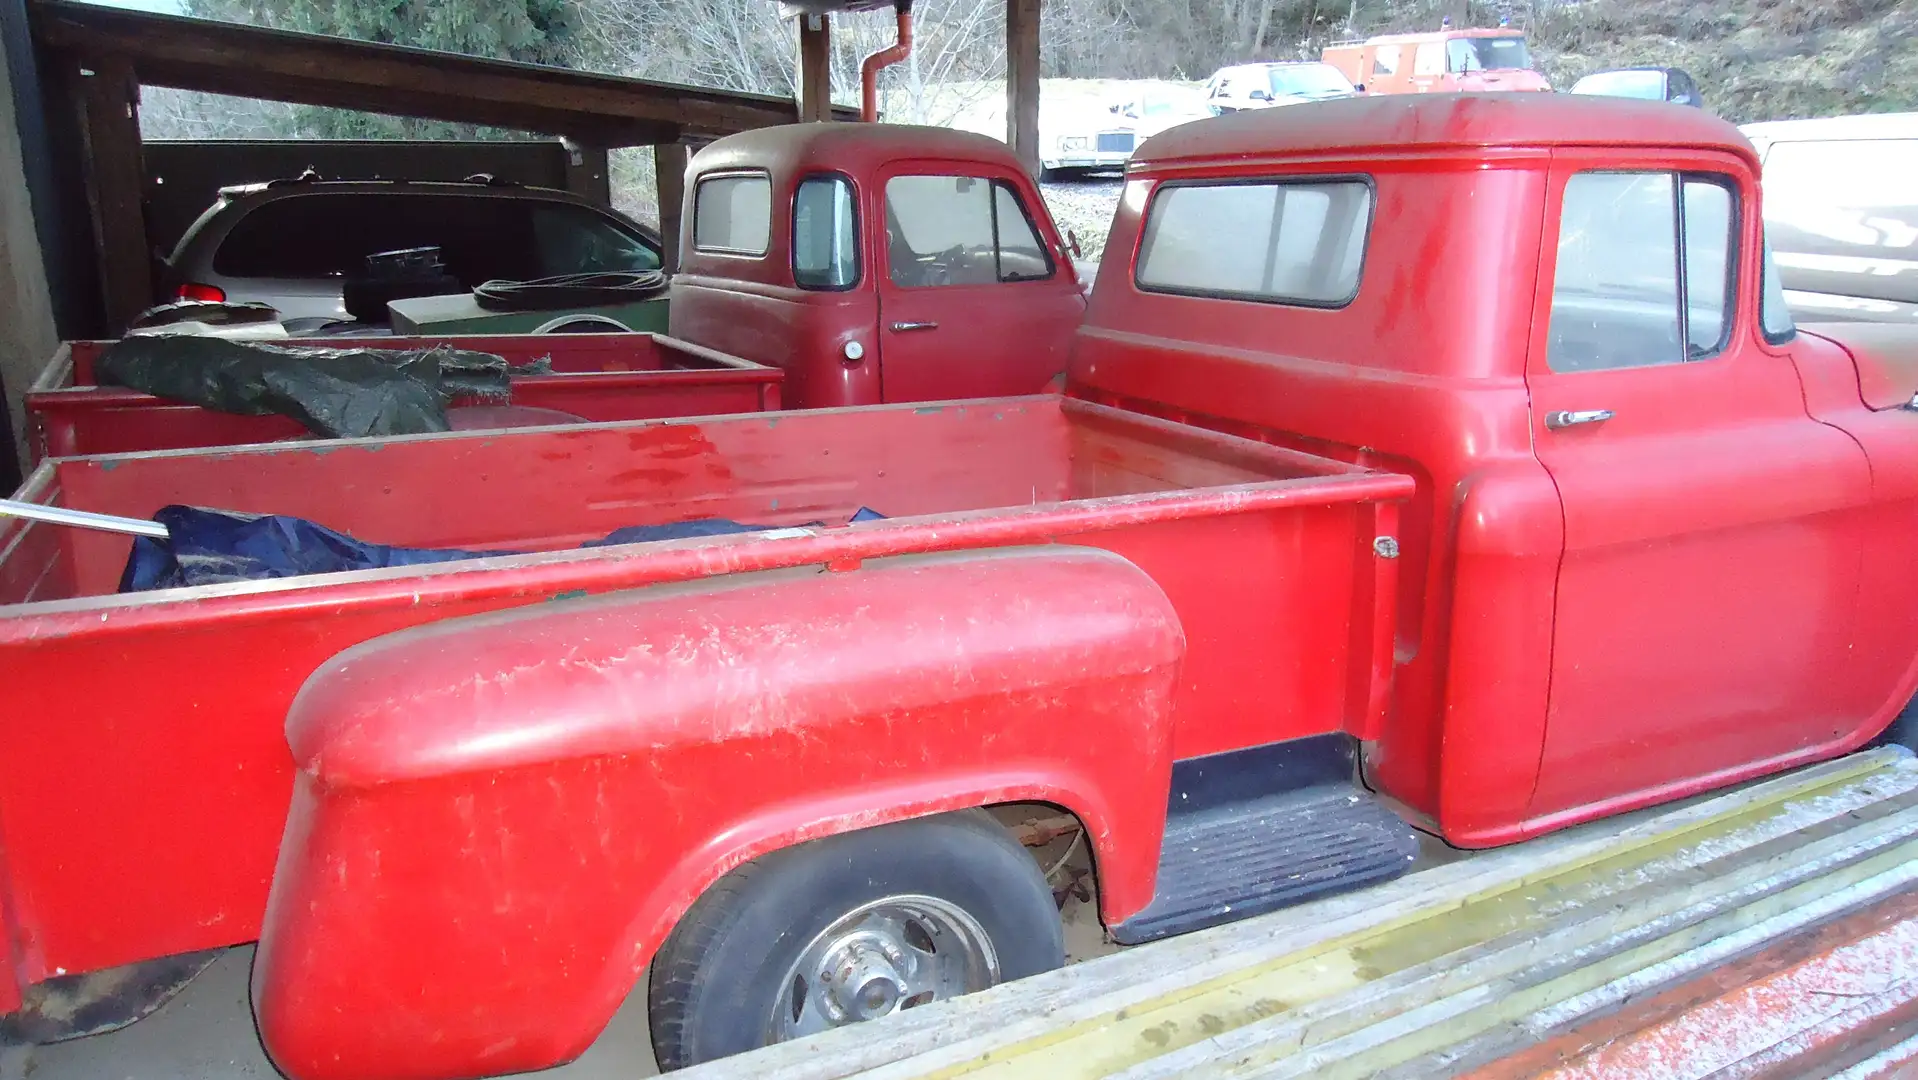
1761 233 1797 342
1413 43 1444 76
1546 171 1739 373
1136 178 1373 306
1372 46 1400 76
693 174 772 256
884 175 1055 288
530 204 662 275
792 174 858 290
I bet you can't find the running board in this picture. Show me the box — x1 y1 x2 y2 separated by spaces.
1112 736 1420 945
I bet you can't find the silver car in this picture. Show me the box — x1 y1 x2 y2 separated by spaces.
163 177 665 324
1742 112 1918 324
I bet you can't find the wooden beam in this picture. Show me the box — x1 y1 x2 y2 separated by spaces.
653 142 689 274
1006 0 1041 177
29 0 859 144
796 13 833 124
560 139 611 207
73 52 149 333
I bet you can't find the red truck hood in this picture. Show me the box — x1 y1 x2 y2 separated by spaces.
1804 322 1918 410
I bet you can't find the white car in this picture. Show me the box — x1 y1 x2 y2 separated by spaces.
1108 85 1215 141
1039 94 1140 177
1204 62 1360 114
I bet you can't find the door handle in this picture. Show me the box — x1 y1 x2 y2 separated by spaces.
1546 409 1615 430
889 320 939 332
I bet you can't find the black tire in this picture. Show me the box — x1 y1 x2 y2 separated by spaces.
647 809 1064 1071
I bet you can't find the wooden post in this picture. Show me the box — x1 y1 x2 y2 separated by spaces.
560 138 612 207
75 54 150 333
797 12 833 123
1007 0 1041 177
653 141 689 274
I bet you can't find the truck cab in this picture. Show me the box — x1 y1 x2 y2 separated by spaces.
1323 29 1552 95
669 124 1087 410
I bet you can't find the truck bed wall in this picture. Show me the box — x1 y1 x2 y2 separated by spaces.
0 398 1406 994
25 334 783 460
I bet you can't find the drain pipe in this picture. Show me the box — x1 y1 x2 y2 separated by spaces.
860 0 914 122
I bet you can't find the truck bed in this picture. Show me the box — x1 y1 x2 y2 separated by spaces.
0 396 1409 1008
24 333 782 460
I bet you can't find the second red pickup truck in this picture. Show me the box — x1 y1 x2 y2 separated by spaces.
4 94 1918 1079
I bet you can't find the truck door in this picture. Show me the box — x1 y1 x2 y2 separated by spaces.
1524 156 1872 819
873 169 1085 403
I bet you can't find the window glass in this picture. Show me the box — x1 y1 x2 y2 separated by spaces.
1547 171 1741 373
1761 233 1797 341
793 175 858 289
1446 36 1531 72
1267 64 1353 97
1413 43 1444 76
530 203 662 275
1372 46 1400 75
1683 179 1734 357
884 175 1054 287
1136 179 1372 306
213 193 537 284
693 174 772 255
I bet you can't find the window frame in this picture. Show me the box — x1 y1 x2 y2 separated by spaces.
1131 173 1377 310
691 170 774 257
1542 167 1744 375
881 173 1058 289
790 171 862 292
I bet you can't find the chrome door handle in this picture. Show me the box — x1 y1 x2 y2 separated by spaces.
889 320 938 332
1546 409 1615 430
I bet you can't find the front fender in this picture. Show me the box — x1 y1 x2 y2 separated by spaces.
253 546 1183 1080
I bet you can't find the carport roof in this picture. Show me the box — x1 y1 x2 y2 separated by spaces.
29 0 858 146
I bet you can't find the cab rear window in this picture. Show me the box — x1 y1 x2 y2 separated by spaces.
693 174 773 256
1135 178 1373 307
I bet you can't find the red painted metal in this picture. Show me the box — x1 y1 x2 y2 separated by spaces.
4 96 1918 1078
859 4 913 123
671 124 1084 409
0 397 1403 1067
256 548 1182 1079
23 333 782 460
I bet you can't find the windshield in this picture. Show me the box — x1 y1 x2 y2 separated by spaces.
1572 69 1666 99
1445 36 1531 72
1142 88 1206 117
1268 64 1354 97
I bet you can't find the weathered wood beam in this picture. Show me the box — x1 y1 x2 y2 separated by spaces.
1006 0 1041 176
796 12 833 123
70 52 149 332
654 142 689 274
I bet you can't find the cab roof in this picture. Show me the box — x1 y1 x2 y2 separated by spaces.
1133 93 1758 170
1360 28 1528 43
691 123 1025 178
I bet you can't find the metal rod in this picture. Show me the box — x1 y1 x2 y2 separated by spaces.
0 498 169 539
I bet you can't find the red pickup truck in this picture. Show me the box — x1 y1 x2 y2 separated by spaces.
4 95 1918 1080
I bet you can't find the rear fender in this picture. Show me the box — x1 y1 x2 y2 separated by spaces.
253 546 1183 1080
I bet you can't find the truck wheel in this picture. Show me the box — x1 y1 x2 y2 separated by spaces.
648 809 1064 1070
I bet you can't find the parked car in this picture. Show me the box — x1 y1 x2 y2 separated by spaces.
1742 112 1918 324
1204 62 1359 114
163 176 666 324
1569 66 1704 107
1108 83 1215 140
1037 91 1141 176
1322 29 1552 94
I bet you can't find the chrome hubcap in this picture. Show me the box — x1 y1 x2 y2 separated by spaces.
770 895 999 1042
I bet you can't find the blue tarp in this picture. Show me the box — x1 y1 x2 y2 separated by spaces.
121 505 886 592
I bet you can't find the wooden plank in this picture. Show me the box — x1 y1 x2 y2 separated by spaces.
674 750 1918 1080
1006 0 1041 177
561 139 612 207
797 13 833 124
73 52 150 333
28 0 858 143
654 142 689 274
